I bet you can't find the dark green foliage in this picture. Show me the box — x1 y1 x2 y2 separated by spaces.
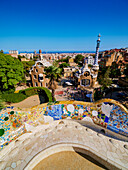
0 129 4 136
19 87 52 102
2 93 26 103
44 66 61 101
88 64 93 67
2 87 53 103
74 54 84 66
22 60 35 77
59 62 70 74
59 62 70 68
110 62 121 78
124 64 128 77
94 88 103 101
0 53 24 92
0 50 3 53
0 95 4 110
99 67 112 90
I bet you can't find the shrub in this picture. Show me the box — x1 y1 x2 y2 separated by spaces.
2 87 53 103
2 93 26 103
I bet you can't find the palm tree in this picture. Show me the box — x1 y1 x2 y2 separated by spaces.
44 66 62 101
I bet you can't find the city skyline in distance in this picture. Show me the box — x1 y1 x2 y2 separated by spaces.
0 0 128 51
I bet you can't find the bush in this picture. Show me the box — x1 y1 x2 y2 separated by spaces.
2 87 53 103
2 93 26 103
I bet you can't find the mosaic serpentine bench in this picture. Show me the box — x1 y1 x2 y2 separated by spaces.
0 99 128 151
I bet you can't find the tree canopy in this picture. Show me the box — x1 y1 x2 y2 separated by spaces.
110 62 121 78
74 54 84 66
0 50 3 53
0 53 24 92
99 67 112 89
44 66 62 101
22 60 35 77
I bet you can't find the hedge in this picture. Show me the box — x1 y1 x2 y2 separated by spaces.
2 93 26 103
2 87 53 103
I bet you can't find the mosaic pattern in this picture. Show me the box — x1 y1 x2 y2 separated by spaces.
0 100 128 151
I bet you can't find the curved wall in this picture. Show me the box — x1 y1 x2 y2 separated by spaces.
0 99 128 151
0 120 128 170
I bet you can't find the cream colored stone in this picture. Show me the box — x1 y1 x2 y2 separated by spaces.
9 147 19 157
0 162 6 169
16 160 21 166
1 120 128 170
5 167 11 170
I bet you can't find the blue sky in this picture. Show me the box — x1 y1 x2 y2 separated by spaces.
0 0 128 51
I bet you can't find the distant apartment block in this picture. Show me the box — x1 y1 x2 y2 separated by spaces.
20 53 34 60
9 50 18 58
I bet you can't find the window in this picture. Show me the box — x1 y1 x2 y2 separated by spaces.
81 79 90 87
37 62 43 68
34 75 37 79
84 71 90 77
35 82 38 87
38 74 43 81
40 82 43 87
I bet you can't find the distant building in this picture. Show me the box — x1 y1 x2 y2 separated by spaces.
63 67 75 78
68 58 77 67
20 53 33 60
75 34 101 89
99 48 128 77
99 49 123 67
9 50 18 58
87 56 94 65
29 60 52 87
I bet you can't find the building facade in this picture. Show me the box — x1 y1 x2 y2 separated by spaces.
29 60 51 87
75 34 101 89
9 50 18 58
86 56 94 65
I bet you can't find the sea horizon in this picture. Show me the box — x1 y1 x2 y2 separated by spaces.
4 51 96 54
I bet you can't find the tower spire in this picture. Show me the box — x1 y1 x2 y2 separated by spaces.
93 34 101 70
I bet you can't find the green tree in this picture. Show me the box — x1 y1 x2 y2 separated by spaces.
124 64 128 77
100 67 112 89
74 54 84 66
0 50 3 53
0 94 4 110
110 62 121 78
44 66 62 101
22 60 35 77
59 62 69 68
0 53 24 92
59 62 69 74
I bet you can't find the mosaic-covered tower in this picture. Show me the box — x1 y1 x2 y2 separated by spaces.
91 34 101 87
93 34 101 70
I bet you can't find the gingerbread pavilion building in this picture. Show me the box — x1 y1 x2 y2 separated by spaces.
75 34 101 89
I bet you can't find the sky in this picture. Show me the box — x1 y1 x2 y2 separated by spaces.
0 0 128 52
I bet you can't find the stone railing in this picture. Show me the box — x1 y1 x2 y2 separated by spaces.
0 99 128 151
